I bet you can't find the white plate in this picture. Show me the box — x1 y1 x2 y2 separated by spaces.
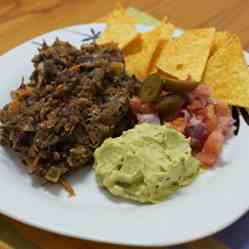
0 23 249 247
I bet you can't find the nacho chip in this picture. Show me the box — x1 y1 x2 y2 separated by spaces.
148 21 176 74
203 33 249 107
124 26 162 80
97 4 139 49
209 31 233 57
124 21 175 80
156 28 215 81
160 21 175 40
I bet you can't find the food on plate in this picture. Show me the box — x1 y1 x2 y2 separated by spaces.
1 3 249 201
140 73 199 102
0 40 139 184
94 123 200 203
203 33 249 108
99 4 249 125
156 28 215 81
124 20 175 80
130 75 234 167
97 4 139 49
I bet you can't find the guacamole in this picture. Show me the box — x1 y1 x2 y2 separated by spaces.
94 123 200 203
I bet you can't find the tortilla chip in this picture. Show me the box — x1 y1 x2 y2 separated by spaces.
156 28 215 81
148 21 176 74
209 31 234 57
124 24 164 80
203 33 249 107
105 3 135 23
97 4 139 49
160 21 175 40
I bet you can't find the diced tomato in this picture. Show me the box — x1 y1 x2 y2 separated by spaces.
205 104 218 135
218 116 234 136
195 129 225 167
191 84 211 98
215 101 231 117
194 109 205 122
185 121 208 152
192 104 217 135
187 99 204 112
214 101 233 135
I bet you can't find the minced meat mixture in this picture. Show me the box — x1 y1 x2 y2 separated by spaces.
0 40 140 183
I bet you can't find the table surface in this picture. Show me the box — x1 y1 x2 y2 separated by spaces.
1 0 249 54
1 0 249 248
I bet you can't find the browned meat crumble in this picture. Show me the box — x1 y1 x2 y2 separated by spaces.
0 39 139 183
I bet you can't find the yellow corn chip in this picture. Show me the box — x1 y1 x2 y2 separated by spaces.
156 28 215 81
97 4 139 50
209 31 234 57
160 21 175 40
107 3 126 19
124 24 163 80
203 33 249 107
148 21 176 74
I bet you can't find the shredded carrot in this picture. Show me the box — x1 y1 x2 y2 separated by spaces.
10 99 21 113
32 154 40 167
69 64 81 72
23 158 34 174
33 144 39 152
205 104 218 135
60 177 76 197
26 154 40 174
18 87 33 97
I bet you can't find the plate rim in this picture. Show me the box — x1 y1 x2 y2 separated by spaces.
0 22 249 247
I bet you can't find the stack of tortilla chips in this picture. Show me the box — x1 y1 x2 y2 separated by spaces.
97 4 249 108
203 33 249 107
